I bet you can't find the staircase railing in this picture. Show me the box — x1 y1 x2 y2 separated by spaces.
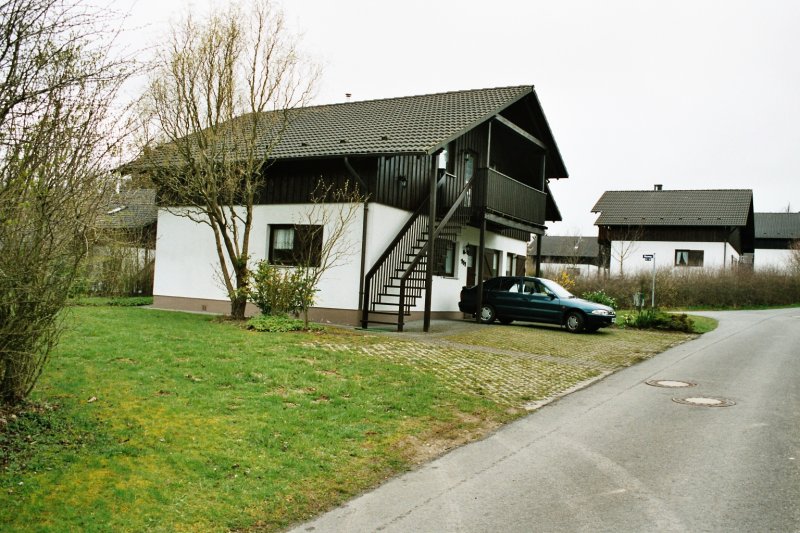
361 172 458 328
396 176 474 331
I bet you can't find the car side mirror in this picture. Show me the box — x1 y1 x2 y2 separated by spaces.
548 293 556 300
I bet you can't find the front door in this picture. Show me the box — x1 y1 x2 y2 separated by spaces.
466 246 499 286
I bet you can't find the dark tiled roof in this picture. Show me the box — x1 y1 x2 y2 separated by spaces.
98 189 157 229
538 235 599 257
265 85 536 158
754 212 800 239
135 85 568 175
592 189 753 227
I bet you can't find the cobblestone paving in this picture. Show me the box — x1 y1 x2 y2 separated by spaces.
303 320 694 410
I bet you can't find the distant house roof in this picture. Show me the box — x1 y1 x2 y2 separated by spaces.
592 189 753 227
98 189 157 229
132 85 568 179
755 212 800 240
537 235 599 258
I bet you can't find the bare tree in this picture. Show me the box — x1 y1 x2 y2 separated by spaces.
610 225 644 277
0 0 133 406
293 180 365 327
136 0 318 319
789 239 800 275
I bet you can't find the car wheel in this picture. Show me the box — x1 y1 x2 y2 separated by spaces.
479 304 496 324
498 317 513 325
564 311 585 333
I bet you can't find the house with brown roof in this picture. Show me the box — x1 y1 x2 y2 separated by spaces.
591 186 755 275
754 212 800 270
145 86 568 329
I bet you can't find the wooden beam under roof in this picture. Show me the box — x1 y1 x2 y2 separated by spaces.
493 115 546 151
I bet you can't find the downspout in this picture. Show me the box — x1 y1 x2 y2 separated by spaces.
723 226 737 269
344 157 369 312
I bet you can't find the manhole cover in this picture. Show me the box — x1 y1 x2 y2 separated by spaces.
672 396 736 407
646 379 697 388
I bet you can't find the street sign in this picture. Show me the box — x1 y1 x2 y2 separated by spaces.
642 254 654 261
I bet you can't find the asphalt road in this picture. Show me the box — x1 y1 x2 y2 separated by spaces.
289 308 800 532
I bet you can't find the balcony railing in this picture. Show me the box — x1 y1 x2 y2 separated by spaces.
474 168 546 225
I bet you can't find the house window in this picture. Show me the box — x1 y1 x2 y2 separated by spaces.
675 249 704 267
433 239 456 277
269 224 322 266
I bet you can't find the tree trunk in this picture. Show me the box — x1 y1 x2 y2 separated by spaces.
0 358 25 407
230 296 247 320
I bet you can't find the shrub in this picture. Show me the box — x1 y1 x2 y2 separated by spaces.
581 289 617 309
246 314 322 333
249 261 312 316
572 268 800 310
622 308 694 332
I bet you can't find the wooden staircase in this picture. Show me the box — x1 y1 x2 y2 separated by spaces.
361 173 473 331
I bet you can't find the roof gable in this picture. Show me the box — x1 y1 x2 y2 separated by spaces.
592 189 753 227
134 85 568 178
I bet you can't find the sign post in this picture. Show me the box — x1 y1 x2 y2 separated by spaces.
642 253 656 307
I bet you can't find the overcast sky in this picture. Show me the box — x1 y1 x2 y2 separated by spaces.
119 0 800 234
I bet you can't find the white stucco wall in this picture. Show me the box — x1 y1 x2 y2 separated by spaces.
609 240 740 275
154 203 367 309
154 202 530 314
754 248 794 271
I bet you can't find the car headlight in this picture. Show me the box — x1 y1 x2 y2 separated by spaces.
591 309 610 315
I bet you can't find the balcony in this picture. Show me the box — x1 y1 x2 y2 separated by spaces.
474 168 546 230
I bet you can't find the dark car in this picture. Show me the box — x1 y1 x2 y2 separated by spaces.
458 276 616 333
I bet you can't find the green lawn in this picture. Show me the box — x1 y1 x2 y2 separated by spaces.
1 307 510 532
0 306 711 532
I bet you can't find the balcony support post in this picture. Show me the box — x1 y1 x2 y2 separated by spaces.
423 154 438 332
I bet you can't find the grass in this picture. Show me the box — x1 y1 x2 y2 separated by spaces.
0 306 707 532
1 307 510 532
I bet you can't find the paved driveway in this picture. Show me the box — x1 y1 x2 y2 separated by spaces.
289 309 800 532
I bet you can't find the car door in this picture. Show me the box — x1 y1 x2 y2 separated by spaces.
519 278 562 323
484 277 520 318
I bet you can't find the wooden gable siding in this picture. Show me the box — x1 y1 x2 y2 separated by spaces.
755 237 795 250
498 98 565 182
260 158 372 204
371 154 431 210
599 225 746 253
447 124 488 177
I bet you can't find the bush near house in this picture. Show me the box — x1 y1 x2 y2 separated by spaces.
571 268 800 309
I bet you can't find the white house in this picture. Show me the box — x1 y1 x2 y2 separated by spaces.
145 86 569 330
754 212 800 270
591 187 755 275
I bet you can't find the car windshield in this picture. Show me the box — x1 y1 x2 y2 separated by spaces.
540 278 575 299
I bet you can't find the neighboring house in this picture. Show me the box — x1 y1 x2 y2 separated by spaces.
93 189 158 295
141 85 568 329
592 186 755 275
754 212 800 270
530 235 603 277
